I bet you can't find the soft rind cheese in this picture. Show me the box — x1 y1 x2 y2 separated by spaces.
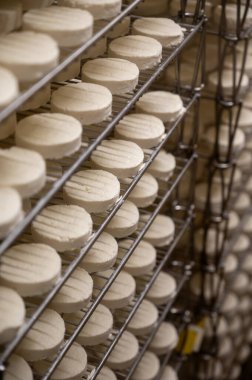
143 214 175 247
108 35 162 70
118 239 156 276
106 330 139 370
128 299 158 336
65 303 113 345
132 18 184 47
58 0 122 20
82 58 139 95
0 67 19 108
0 243 61 297
149 322 178 355
31 204 93 252
16 113 82 159
16 308 65 362
96 366 117 380
105 200 139 238
50 267 93 313
128 173 158 208
0 146 46 198
160 366 178 380
23 6 93 48
0 187 23 239
91 139 144 178
146 271 176 305
3 354 33 380
136 91 184 122
51 82 112 125
147 150 176 180
0 31 59 83
115 113 165 148
0 286 25 345
132 351 160 380
63 169 120 213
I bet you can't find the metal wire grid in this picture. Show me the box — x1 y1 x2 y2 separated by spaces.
0 18 204 257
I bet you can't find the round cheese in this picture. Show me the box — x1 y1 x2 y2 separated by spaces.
19 84 51 111
63 169 120 213
91 139 144 178
214 4 252 32
51 82 112 125
206 124 245 157
0 146 46 198
194 228 224 257
190 272 223 301
78 232 118 273
82 37 107 59
136 91 183 122
0 286 25 345
33 342 87 379
54 51 81 82
207 69 249 97
16 113 82 159
146 271 176 305
149 322 178 356
132 18 184 48
195 183 223 214
230 272 249 295
93 270 136 309
132 351 160 380
0 66 19 108
16 308 65 362
220 292 238 315
96 367 117 380
160 366 178 380
106 330 139 370
0 31 59 83
105 200 139 238
23 6 93 48
128 299 158 336
65 303 113 345
108 35 162 70
3 355 33 380
232 234 250 254
82 58 139 95
147 150 176 180
234 192 251 214
0 0 22 34
0 243 61 297
50 267 93 313
58 0 122 20
128 173 158 208
223 254 238 276
143 214 175 247
115 113 165 149
31 204 93 252
118 239 156 276
0 187 23 239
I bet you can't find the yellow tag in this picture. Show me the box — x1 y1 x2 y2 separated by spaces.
176 320 205 355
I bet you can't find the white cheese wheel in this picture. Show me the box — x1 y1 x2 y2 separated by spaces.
220 292 238 315
108 35 162 70
115 113 165 149
232 234 250 254
19 0 53 10
224 254 238 276
82 37 107 59
77 232 118 273
51 82 112 125
160 366 178 380
207 69 249 97
230 272 249 295
63 170 120 213
118 239 156 276
128 299 158 336
132 351 159 380
3 355 33 380
33 342 87 380
65 303 113 345
0 67 19 108
105 200 139 238
58 0 122 20
23 6 93 48
143 214 175 247
149 322 178 355
50 267 93 313
0 31 59 83
82 58 139 95
0 0 22 34
32 204 93 252
146 271 176 305
91 139 144 178
16 113 82 159
194 228 224 257
222 211 239 233
0 187 23 239
125 0 168 16
190 272 223 301
96 367 117 380
195 183 224 214
106 330 139 370
0 243 61 297
127 173 158 208
136 91 184 122
19 84 51 111
93 270 136 309
16 308 65 362
214 4 252 32
147 150 176 181
0 146 46 198
132 18 184 48
0 286 25 345
234 192 251 214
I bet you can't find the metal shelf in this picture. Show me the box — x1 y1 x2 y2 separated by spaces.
0 17 204 256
